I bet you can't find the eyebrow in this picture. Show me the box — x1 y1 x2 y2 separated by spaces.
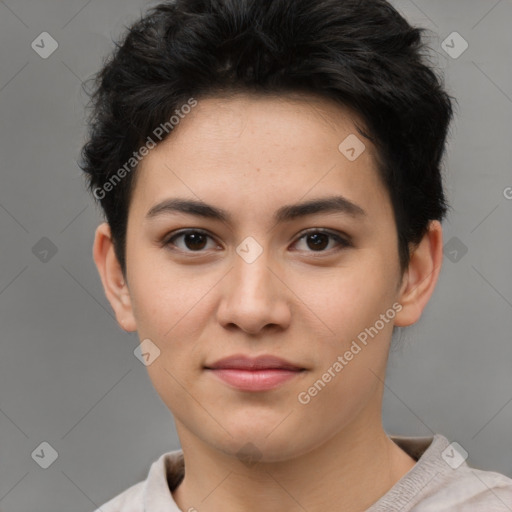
145 195 367 223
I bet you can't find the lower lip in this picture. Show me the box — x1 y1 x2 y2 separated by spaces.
206 368 303 391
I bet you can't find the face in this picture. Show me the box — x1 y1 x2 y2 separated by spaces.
101 93 423 462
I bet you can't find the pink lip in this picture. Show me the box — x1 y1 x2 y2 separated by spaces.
206 354 303 371
204 354 305 392
206 368 303 391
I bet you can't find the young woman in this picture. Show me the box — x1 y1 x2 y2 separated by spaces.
82 0 512 510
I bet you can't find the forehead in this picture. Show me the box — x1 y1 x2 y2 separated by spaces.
159 92 370 154
130 92 391 223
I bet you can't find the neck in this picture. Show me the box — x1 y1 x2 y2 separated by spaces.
172 402 416 512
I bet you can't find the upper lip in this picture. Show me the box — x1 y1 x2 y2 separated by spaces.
205 354 304 371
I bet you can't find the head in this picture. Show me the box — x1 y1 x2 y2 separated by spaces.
82 0 454 462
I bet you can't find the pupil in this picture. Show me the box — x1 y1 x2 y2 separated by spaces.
185 233 207 250
308 233 328 251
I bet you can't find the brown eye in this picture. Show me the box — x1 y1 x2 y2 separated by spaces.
305 232 330 251
294 229 351 253
165 230 217 252
182 232 208 250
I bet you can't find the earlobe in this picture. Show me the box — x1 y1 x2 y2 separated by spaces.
394 220 444 327
92 222 137 332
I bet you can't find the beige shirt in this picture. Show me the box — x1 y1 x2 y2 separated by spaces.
94 434 512 511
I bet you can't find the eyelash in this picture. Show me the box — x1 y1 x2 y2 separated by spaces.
162 228 352 254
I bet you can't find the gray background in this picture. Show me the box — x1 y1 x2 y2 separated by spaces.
0 0 511 510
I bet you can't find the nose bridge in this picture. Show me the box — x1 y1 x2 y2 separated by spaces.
216 237 290 333
232 240 276 303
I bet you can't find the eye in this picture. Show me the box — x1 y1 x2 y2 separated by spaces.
293 229 351 253
162 228 351 254
164 229 220 252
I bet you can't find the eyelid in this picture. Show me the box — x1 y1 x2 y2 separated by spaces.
162 228 221 249
162 227 352 253
293 228 352 251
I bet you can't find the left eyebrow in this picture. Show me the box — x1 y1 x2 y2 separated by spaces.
145 195 367 223
275 195 367 222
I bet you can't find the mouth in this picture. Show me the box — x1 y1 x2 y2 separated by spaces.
204 354 306 392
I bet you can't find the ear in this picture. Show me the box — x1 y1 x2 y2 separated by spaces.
92 222 137 332
394 220 443 327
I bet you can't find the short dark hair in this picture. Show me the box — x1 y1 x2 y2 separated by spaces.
80 0 455 277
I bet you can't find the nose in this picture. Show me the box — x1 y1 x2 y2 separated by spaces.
216 247 291 335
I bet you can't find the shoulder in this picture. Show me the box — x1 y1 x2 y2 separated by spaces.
92 480 145 512
91 449 184 512
418 464 512 511
413 434 512 511
370 434 512 511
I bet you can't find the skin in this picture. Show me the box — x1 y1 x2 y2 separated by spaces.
93 92 443 511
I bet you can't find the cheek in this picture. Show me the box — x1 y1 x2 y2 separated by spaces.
292 261 396 388
289 263 391 340
128 256 207 338
127 261 218 387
